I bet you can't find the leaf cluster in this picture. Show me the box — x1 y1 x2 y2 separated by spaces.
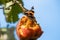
0 0 24 23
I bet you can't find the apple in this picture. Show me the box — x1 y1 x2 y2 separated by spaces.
16 16 43 40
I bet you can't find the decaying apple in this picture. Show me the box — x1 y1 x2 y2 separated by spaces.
16 10 43 40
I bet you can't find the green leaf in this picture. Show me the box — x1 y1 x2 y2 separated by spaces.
0 0 12 5
0 0 23 5
5 13 19 23
2 0 24 23
11 3 23 14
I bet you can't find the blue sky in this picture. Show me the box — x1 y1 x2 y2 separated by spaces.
0 0 60 40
